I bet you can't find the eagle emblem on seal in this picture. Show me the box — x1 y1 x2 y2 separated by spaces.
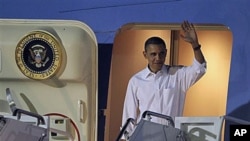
15 30 64 80
28 44 49 68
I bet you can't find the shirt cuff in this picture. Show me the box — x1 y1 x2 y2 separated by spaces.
193 59 207 72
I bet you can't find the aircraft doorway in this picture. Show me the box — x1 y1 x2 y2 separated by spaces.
105 23 232 141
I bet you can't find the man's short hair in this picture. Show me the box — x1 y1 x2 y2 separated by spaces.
144 36 166 51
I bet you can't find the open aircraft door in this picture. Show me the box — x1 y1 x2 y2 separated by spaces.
0 19 98 141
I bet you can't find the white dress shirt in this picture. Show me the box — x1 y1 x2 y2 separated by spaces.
121 59 207 137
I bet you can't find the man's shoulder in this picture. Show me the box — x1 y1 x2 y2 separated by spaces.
132 69 146 77
129 68 148 80
164 65 186 74
164 64 185 70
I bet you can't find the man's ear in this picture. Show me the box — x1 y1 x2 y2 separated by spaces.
143 51 147 58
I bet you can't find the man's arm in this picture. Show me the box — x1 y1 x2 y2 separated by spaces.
180 20 205 64
120 79 138 140
192 43 205 64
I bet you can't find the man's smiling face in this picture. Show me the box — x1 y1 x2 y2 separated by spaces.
143 44 167 73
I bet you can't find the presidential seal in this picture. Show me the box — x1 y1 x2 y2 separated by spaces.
15 30 65 80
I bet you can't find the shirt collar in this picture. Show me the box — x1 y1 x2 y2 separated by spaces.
143 65 167 78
